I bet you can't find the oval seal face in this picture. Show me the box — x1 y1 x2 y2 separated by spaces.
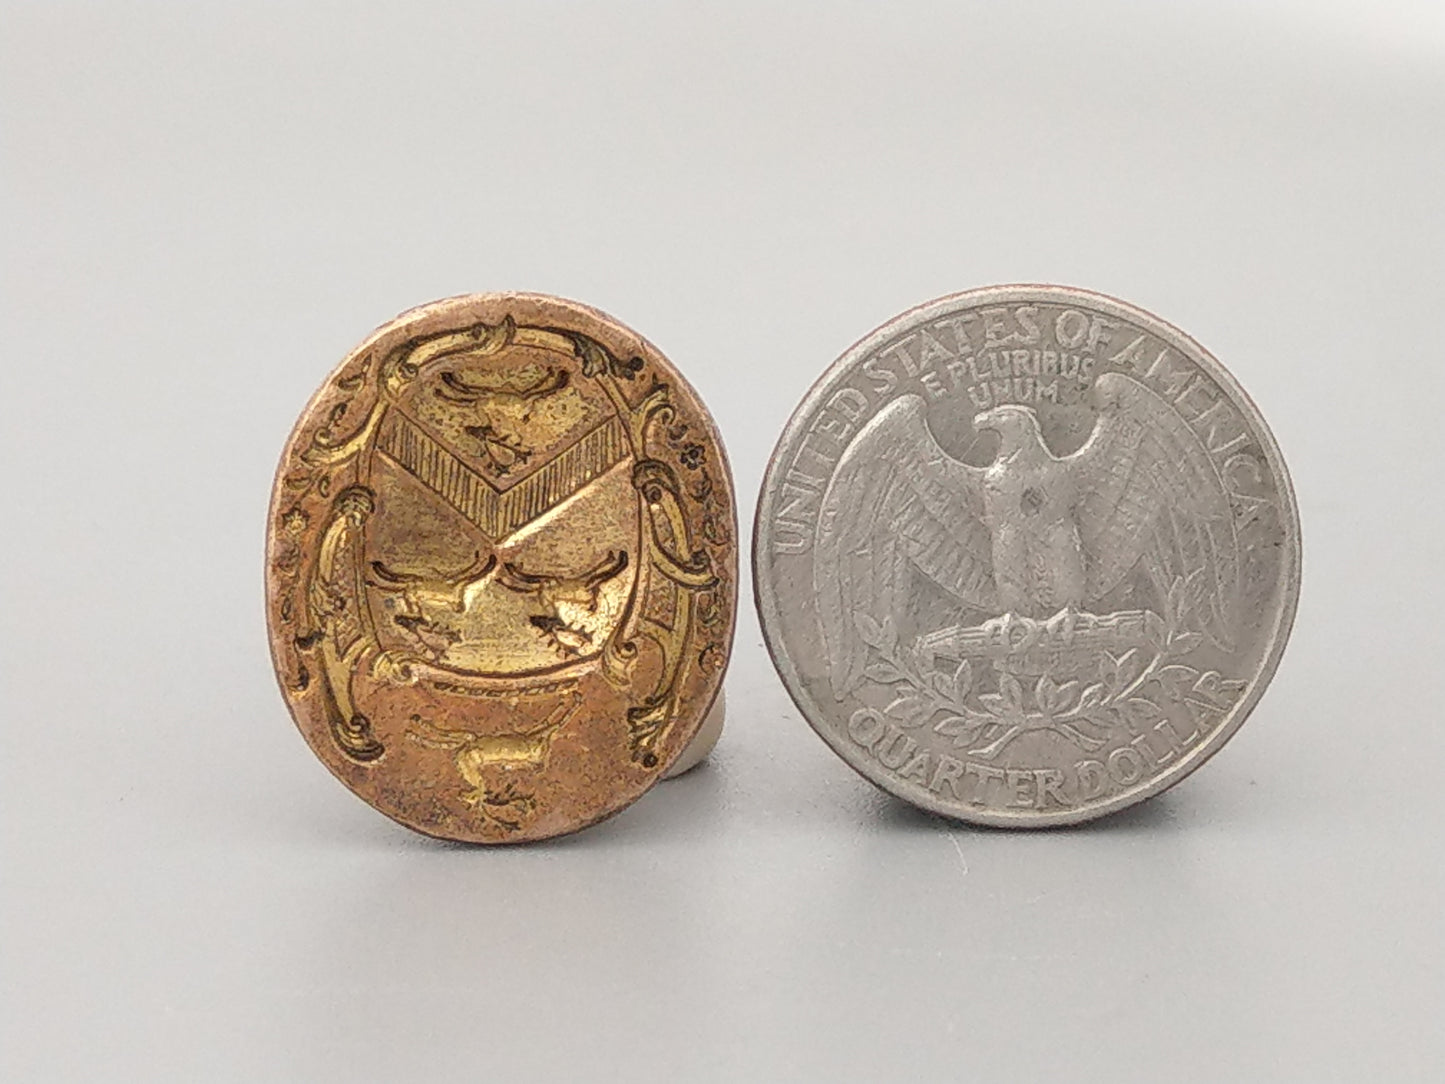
266 294 736 842
754 285 1300 826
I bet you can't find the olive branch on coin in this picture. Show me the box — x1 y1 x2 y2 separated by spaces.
855 575 1244 760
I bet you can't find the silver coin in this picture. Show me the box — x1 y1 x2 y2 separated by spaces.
754 285 1300 825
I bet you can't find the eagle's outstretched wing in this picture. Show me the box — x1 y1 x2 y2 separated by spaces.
1068 372 1239 647
815 395 994 699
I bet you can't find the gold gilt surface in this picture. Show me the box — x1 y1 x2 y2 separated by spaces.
265 294 737 842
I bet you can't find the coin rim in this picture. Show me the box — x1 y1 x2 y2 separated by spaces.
753 284 1301 827
265 291 738 843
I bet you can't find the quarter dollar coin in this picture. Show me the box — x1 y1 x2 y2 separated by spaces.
754 285 1300 825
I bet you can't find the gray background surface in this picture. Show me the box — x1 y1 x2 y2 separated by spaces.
3 3 1442 1080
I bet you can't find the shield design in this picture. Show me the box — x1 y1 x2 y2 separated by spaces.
359 342 639 677
268 295 736 840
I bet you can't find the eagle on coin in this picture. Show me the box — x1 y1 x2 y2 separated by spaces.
815 372 1240 699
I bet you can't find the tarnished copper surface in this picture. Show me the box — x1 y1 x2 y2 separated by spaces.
265 294 736 842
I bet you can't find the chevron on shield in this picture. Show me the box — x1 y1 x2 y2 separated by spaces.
376 409 629 542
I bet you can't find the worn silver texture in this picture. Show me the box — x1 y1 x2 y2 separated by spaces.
755 285 1300 826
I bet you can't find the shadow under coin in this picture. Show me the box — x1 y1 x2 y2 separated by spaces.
287 753 733 855
867 778 1207 837
267 778 740 1080
538 757 733 851
736 776 1261 1075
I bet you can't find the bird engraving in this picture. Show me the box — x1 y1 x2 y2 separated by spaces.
496 550 630 656
815 372 1239 699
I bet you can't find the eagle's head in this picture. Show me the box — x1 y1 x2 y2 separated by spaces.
1090 372 1128 414
973 404 1043 455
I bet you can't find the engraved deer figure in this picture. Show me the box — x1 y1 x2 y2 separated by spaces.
406 693 581 811
495 550 630 656
367 550 497 657
435 365 571 475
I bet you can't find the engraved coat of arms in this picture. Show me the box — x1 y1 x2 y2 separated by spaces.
269 305 732 838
